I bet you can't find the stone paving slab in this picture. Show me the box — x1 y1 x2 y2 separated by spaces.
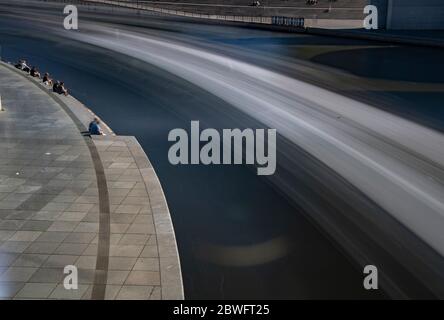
0 62 183 299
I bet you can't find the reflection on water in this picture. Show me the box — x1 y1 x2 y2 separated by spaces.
312 46 444 84
210 32 444 133
310 47 444 131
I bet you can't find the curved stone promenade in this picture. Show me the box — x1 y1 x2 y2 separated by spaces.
0 62 183 299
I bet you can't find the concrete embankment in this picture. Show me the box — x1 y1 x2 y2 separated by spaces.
0 61 183 299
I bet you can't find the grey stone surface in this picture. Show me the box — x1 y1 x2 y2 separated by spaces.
0 62 183 299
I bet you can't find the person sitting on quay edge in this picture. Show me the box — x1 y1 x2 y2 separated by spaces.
58 82 68 96
14 59 22 69
30 66 41 78
53 80 60 93
88 117 105 136
42 72 53 86
15 59 30 73
21 60 30 73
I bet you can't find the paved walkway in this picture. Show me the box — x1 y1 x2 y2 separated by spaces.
0 62 183 299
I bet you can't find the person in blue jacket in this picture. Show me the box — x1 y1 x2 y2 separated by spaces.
88 117 104 135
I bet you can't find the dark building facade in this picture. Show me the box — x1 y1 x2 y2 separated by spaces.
370 0 444 29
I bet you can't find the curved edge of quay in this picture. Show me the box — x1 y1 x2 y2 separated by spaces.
0 61 184 300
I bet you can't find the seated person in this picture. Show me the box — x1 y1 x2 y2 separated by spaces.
88 117 104 135
53 81 60 93
14 59 23 69
42 73 53 86
30 66 41 78
58 82 69 96
15 59 31 72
